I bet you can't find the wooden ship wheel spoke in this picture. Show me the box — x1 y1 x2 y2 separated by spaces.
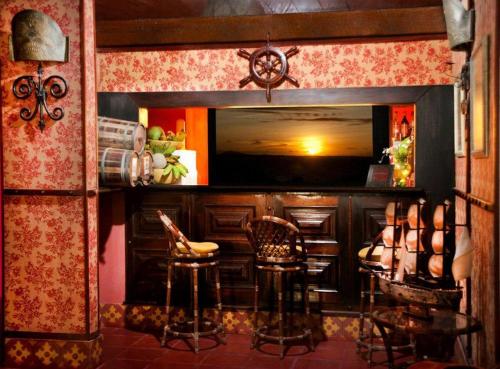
238 34 299 102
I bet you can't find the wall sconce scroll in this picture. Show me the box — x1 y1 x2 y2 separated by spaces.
10 9 69 132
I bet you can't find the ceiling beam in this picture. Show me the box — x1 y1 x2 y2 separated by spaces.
96 6 446 50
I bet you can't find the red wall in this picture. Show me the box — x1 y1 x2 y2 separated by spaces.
148 108 186 133
99 192 126 304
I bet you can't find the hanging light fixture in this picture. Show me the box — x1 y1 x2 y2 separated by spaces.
10 9 69 132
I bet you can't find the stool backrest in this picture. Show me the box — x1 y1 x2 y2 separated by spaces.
246 215 305 261
157 210 198 257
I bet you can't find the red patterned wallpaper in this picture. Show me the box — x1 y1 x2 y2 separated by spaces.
97 40 453 92
4 196 86 333
1 0 83 190
1 0 99 337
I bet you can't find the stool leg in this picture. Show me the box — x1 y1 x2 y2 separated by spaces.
303 266 314 352
161 261 173 347
193 267 200 353
251 268 259 349
367 272 376 366
357 269 366 353
277 271 285 359
214 264 226 342
288 272 294 331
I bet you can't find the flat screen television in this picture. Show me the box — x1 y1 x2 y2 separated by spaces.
209 106 389 187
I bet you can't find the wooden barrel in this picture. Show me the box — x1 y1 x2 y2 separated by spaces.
99 148 140 187
98 116 146 153
139 151 153 185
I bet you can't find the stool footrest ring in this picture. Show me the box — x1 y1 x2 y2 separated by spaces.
163 319 225 340
254 325 312 343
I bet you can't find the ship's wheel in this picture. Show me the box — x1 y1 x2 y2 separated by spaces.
238 34 299 102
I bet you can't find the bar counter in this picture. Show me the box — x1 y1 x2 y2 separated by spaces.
114 185 423 312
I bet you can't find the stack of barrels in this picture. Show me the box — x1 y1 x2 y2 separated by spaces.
98 116 154 187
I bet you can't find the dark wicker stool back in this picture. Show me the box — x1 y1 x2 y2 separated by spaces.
246 215 313 358
246 215 305 263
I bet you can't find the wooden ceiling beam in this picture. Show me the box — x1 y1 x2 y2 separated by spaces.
96 6 446 49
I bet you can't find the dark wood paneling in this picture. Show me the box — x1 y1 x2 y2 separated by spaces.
96 7 445 49
97 93 139 121
192 193 266 248
125 191 191 304
128 248 168 304
415 85 454 208
271 193 343 306
124 188 424 310
96 0 442 21
118 87 429 108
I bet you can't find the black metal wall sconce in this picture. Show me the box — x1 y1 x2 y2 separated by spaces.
10 9 69 132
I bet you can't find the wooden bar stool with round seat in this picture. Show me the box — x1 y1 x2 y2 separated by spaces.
157 210 225 353
356 201 413 366
246 215 314 359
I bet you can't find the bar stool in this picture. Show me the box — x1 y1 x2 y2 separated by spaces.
157 210 225 353
356 201 415 366
246 215 314 359
356 230 385 366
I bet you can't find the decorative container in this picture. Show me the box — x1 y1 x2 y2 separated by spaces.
98 116 146 153
139 151 153 185
99 147 140 187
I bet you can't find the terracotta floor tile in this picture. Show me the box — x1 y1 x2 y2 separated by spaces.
130 334 164 348
294 358 342 369
115 347 167 361
155 348 211 365
145 363 196 369
0 328 372 369
97 358 151 369
202 352 251 367
102 333 145 347
101 345 127 362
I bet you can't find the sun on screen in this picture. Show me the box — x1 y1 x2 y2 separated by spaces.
302 137 323 155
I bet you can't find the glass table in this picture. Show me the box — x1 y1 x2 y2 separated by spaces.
372 306 481 369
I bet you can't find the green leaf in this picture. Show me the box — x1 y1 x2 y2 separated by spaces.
162 165 173 176
176 163 187 177
164 145 177 156
172 166 180 180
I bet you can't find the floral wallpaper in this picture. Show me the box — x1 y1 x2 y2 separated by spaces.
98 40 453 92
87 196 99 333
4 196 86 333
83 0 98 191
1 0 99 339
81 0 99 333
1 0 83 190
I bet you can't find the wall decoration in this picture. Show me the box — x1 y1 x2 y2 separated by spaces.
454 81 466 156
238 34 299 102
97 40 453 92
470 36 489 157
10 10 69 132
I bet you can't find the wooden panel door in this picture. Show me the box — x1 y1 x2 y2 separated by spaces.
125 190 191 304
192 193 266 307
271 193 345 309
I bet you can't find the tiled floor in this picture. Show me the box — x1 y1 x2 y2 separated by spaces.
97 327 377 369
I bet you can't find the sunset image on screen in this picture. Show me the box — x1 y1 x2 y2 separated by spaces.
216 106 373 157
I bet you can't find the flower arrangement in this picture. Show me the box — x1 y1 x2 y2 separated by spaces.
382 136 414 187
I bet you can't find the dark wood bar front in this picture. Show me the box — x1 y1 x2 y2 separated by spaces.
124 186 424 312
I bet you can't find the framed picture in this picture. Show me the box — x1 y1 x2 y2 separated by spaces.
470 36 489 157
454 82 466 157
366 164 394 187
